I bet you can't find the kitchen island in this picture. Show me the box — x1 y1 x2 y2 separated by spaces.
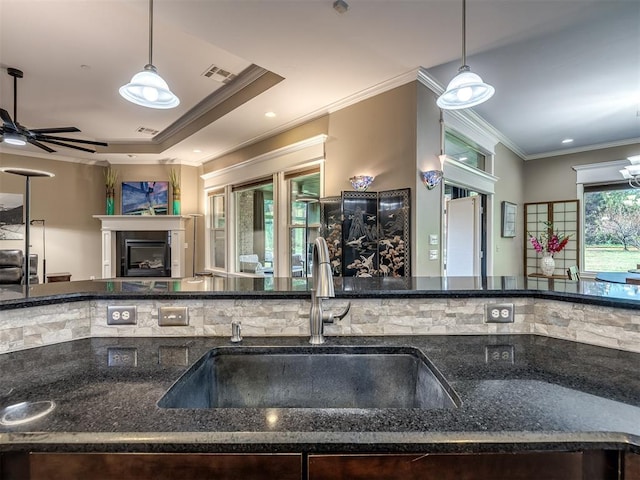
1 334 639 479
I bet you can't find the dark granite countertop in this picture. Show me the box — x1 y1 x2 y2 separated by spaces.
1 335 639 454
2 275 640 310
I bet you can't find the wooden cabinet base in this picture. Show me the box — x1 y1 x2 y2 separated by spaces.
626 453 640 480
308 451 619 480
11 453 301 480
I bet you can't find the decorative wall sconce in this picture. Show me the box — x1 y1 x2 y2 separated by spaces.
420 170 443 190
349 175 374 192
420 154 446 190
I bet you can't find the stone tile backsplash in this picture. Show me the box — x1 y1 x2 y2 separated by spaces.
1 296 638 354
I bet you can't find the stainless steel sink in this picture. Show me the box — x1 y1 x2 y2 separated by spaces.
158 346 460 409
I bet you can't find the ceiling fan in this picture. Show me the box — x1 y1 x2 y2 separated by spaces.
0 67 108 154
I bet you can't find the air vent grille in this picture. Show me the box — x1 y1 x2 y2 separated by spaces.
136 126 160 135
202 65 237 84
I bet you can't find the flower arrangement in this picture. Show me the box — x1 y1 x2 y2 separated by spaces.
528 221 571 256
103 166 118 190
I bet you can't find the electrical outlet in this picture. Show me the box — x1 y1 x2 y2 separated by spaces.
485 345 515 364
485 303 514 323
107 306 137 325
158 306 189 326
107 347 138 367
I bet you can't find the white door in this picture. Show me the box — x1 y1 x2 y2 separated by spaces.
446 196 481 276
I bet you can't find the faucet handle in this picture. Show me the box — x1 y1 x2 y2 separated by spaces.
322 302 351 324
230 320 242 343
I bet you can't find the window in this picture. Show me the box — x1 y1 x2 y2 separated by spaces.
445 131 486 171
584 185 640 272
524 200 579 276
208 191 225 270
233 179 274 274
288 170 320 277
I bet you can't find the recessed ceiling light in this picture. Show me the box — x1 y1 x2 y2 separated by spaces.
193 149 202 153
265 111 276 118
561 138 574 144
459 156 468 161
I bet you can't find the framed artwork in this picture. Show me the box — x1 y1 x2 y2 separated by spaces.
0 193 24 240
378 188 410 277
122 181 168 215
501 201 517 238
320 196 343 276
342 191 378 277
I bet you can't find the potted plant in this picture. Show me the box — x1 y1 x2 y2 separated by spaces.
104 166 118 215
169 168 181 215
528 221 571 276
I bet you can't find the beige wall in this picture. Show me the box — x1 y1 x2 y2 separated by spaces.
0 153 103 281
523 144 640 203
493 143 525 276
415 83 445 276
324 83 417 195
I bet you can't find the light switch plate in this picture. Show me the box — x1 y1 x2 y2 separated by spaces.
429 234 438 245
158 306 189 326
429 249 439 260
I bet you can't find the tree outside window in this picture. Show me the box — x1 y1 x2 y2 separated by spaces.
584 187 640 272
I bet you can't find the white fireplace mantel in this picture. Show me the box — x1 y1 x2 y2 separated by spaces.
93 215 190 279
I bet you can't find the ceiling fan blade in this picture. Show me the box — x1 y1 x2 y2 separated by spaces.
0 108 18 130
29 126 81 134
40 138 98 153
35 134 108 147
27 138 56 153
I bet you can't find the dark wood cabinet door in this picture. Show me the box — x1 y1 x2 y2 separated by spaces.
626 453 640 480
309 452 593 480
27 453 301 480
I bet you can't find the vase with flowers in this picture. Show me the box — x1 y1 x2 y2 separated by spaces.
104 166 118 215
528 221 571 276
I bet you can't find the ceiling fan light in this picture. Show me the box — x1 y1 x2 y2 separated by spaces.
2 131 27 146
119 65 180 109
437 66 495 110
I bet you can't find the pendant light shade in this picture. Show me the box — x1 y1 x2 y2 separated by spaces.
120 64 179 109
437 0 494 110
119 0 179 109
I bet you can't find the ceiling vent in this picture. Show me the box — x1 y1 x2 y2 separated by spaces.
202 65 237 84
136 126 160 135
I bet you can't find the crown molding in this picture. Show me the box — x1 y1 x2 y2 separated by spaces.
201 134 327 182
525 137 640 161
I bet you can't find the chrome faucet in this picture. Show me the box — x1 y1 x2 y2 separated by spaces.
309 237 350 344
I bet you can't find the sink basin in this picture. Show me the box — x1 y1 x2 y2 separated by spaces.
158 346 460 409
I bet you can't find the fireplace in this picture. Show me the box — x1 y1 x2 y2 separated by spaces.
117 231 171 277
95 215 188 279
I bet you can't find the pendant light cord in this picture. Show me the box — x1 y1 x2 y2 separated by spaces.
148 0 154 66
461 0 467 67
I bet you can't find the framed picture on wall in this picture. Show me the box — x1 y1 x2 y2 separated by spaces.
501 201 517 238
122 181 169 215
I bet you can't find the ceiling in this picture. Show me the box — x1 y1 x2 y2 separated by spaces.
0 0 638 167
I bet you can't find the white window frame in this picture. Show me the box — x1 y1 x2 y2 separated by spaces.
202 135 327 276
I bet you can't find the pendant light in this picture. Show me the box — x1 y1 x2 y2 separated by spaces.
119 0 179 109
437 0 494 110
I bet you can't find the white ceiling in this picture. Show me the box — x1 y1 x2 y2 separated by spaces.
0 0 638 166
